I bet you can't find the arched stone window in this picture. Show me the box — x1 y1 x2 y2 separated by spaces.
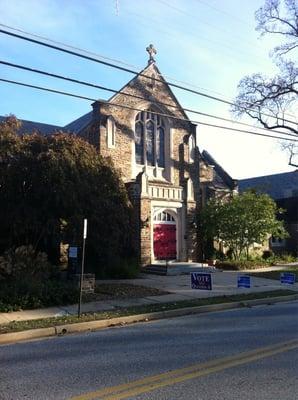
135 109 165 168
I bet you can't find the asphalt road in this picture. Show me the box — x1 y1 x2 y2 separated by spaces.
0 301 297 400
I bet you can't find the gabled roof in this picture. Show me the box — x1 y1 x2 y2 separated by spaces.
239 170 298 199
0 116 62 135
201 150 237 190
108 62 190 121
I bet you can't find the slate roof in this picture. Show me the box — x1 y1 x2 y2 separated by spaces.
238 170 298 199
63 111 93 133
0 116 62 135
201 150 238 190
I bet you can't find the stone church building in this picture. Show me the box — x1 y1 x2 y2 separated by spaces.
1 45 237 266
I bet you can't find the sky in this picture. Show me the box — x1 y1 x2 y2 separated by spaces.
0 0 296 179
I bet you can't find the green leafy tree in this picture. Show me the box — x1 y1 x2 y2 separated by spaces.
199 191 288 260
0 116 132 271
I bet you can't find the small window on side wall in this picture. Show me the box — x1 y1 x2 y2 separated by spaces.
107 117 116 148
189 135 195 163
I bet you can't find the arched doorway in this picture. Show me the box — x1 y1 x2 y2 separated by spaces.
153 210 177 260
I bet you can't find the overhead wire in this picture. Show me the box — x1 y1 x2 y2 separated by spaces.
1 26 297 126
1 59 297 139
1 77 297 143
0 23 227 98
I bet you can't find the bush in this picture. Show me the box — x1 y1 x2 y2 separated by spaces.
107 257 139 279
0 279 78 312
217 260 268 271
0 245 51 281
266 252 297 265
88 257 139 279
262 250 274 260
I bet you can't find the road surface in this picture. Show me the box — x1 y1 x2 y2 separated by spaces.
1 301 297 399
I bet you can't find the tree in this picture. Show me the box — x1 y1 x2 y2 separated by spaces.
233 0 297 165
199 191 288 260
0 117 132 270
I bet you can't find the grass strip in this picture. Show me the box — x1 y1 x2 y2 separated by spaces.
0 290 296 334
249 267 298 281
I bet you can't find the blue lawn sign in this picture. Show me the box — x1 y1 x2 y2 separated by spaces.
238 275 251 289
280 272 296 285
69 246 78 258
191 273 212 290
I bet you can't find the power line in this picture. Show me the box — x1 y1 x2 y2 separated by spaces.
1 77 297 143
1 26 297 126
0 23 231 99
1 59 297 139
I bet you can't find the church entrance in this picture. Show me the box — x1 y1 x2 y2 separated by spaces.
153 211 177 260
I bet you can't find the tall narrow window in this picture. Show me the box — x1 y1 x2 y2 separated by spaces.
134 109 166 167
156 126 165 167
107 117 116 148
189 135 195 163
146 120 154 166
135 121 144 164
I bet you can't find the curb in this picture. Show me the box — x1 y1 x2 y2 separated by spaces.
1 294 298 345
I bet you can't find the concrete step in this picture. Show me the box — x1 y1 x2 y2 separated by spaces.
143 262 217 276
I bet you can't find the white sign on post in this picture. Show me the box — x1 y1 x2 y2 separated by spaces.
83 218 88 239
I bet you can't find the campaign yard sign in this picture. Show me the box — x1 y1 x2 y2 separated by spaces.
191 272 212 290
280 272 296 285
237 275 251 288
69 246 78 258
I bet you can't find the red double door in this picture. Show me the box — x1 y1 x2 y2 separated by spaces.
153 223 177 260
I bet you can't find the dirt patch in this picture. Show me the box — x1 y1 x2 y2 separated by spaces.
84 283 169 301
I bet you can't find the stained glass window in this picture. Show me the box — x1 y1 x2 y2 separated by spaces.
135 121 144 164
146 120 154 166
156 126 165 167
135 110 165 167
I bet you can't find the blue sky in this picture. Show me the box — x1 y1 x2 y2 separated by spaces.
0 0 296 179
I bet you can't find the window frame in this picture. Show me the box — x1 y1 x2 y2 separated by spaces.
107 116 116 148
134 110 165 168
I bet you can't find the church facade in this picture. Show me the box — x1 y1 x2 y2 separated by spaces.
65 47 238 266
65 48 201 266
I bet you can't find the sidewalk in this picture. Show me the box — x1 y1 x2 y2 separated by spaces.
1 270 297 325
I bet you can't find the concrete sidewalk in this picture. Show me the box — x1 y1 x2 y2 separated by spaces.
1 270 297 325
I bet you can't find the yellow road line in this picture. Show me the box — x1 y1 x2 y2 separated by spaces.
70 339 298 400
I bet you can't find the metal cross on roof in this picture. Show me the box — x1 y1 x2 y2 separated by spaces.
146 44 157 64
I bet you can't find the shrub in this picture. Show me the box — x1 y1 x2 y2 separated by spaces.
262 250 274 260
217 260 268 271
0 245 51 281
107 257 139 279
0 279 78 312
91 257 139 279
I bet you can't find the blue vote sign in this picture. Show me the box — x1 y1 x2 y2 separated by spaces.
191 272 212 290
237 275 251 288
69 246 78 258
280 272 296 285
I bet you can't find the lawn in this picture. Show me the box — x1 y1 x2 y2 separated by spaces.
249 267 298 281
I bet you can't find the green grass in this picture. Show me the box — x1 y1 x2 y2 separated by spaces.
0 290 296 334
249 267 298 281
